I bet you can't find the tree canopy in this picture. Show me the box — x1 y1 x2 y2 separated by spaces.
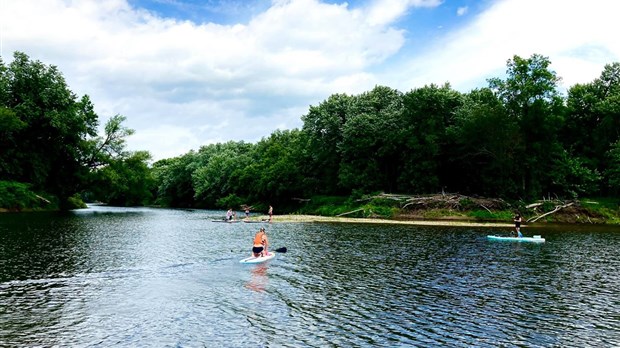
3 51 620 212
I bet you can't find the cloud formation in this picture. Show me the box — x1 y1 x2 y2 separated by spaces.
1 0 619 161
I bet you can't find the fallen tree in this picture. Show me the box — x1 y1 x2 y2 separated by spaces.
527 202 575 223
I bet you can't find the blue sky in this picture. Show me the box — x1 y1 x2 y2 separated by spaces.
1 0 619 161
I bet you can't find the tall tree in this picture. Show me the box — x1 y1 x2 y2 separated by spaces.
0 52 99 207
89 151 155 206
242 130 305 208
606 140 620 195
399 84 462 193
488 54 565 199
301 93 352 195
563 63 620 195
152 152 199 208
338 86 403 193
446 88 520 197
192 141 253 207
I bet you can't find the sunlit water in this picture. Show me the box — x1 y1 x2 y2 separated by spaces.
1 205 619 347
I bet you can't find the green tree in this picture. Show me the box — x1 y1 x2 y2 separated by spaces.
0 52 100 207
606 140 620 195
399 83 462 193
152 152 199 208
446 88 520 197
339 86 404 192
564 62 620 195
300 93 352 195
488 54 565 198
81 114 134 169
89 151 155 206
242 130 305 209
192 141 253 207
0 107 27 178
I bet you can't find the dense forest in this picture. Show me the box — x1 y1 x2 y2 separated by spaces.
1 51 619 213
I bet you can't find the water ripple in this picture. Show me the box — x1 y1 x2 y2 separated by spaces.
1 209 619 346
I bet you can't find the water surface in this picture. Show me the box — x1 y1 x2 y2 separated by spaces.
1 205 619 347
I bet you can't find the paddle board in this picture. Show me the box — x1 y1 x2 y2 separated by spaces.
240 252 276 264
487 235 545 243
212 220 240 223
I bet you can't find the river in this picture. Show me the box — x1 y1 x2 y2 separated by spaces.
1 205 619 347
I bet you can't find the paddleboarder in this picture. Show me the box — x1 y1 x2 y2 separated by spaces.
514 212 523 238
252 227 269 257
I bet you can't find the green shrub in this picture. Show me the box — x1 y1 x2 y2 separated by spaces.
0 181 43 210
468 210 513 220
363 205 396 218
66 194 87 209
459 198 475 210
216 194 244 210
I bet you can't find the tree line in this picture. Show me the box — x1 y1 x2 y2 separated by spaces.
1 52 619 212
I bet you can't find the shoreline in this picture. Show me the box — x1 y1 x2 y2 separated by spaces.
258 214 516 227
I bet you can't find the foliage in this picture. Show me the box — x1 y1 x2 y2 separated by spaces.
88 151 155 206
216 194 244 210
192 141 252 207
488 54 565 199
0 180 53 211
152 152 198 207
301 93 352 195
339 86 404 192
467 210 513 221
399 84 463 193
421 209 467 219
446 88 519 197
605 140 620 195
0 52 100 207
296 195 350 215
4 51 620 222
66 194 87 209
0 52 139 210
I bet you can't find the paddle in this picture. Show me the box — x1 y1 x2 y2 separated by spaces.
274 247 287 253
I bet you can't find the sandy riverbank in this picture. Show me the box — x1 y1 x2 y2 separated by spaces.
254 214 515 228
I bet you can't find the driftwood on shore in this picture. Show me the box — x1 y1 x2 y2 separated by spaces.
361 193 509 211
36 195 51 204
337 208 365 217
527 202 575 223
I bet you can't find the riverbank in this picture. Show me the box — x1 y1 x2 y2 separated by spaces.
275 194 620 226
256 214 516 227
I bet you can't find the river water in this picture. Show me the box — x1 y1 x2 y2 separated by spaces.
1 205 619 347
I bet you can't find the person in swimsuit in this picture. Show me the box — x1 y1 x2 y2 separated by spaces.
514 213 523 237
226 208 233 221
252 227 269 257
268 205 273 223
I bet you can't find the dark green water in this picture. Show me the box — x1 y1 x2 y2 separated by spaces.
1 205 619 347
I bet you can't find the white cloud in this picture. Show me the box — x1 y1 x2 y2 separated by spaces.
2 0 619 162
457 6 468 16
365 0 441 26
1 0 410 161
391 0 620 93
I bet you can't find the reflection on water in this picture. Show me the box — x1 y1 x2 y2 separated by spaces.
245 263 269 293
0 205 619 347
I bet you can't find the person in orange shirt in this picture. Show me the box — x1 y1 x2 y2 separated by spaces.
252 227 269 257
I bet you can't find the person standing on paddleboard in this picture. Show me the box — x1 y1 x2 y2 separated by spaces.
252 228 269 257
514 212 523 238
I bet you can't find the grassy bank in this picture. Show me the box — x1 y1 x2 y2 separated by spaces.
0 180 85 212
290 194 620 225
